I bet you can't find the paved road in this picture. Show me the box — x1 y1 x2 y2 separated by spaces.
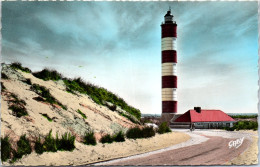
94 129 254 166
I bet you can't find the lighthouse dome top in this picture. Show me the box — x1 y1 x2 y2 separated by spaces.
164 9 175 24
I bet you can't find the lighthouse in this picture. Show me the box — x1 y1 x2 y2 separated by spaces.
161 9 177 123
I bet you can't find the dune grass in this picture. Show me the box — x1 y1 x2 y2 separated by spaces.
8 93 28 117
10 62 32 73
33 68 63 81
41 113 53 122
1 136 11 162
83 130 97 146
126 126 155 139
77 109 87 119
31 84 67 110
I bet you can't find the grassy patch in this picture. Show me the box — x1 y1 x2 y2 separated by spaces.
1 72 9 79
100 134 113 144
56 133 76 151
83 130 97 146
41 113 53 122
157 122 171 134
1 136 11 162
8 93 28 117
35 137 44 154
113 131 125 142
63 77 141 121
10 62 32 73
33 68 63 81
31 84 67 110
77 109 87 119
126 126 155 139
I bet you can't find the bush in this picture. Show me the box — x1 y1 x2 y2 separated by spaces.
229 114 258 119
33 68 62 81
1 72 9 79
77 109 87 119
113 131 125 142
10 62 31 73
15 135 32 159
126 127 142 139
126 126 155 139
35 137 44 154
1 136 11 162
100 134 113 144
157 122 171 134
83 131 97 146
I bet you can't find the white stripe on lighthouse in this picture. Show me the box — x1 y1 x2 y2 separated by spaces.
162 63 177 76
162 88 177 101
161 37 177 51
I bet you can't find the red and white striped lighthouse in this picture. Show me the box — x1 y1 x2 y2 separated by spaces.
161 9 177 122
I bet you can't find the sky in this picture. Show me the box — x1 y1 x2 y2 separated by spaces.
1 1 258 114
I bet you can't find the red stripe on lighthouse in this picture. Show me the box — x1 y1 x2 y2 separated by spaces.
161 24 177 38
162 101 177 113
162 76 177 88
162 50 177 63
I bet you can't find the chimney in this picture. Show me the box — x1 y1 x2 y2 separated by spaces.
194 107 201 113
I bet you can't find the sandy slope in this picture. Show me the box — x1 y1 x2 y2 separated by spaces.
1 64 136 144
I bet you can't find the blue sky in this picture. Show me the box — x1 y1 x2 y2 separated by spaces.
1 1 258 114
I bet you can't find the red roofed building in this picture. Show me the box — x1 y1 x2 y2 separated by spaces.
171 107 236 129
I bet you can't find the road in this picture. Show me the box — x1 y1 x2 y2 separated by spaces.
94 129 255 166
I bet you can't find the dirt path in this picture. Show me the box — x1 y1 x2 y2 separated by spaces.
96 130 254 166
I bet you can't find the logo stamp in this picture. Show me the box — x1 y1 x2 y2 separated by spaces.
228 137 244 149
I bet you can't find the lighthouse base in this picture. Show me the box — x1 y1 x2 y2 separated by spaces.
160 113 175 124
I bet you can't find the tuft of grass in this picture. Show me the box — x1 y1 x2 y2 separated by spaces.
1 136 11 162
41 113 53 122
10 62 32 73
113 131 125 142
22 78 32 85
126 126 155 139
57 133 76 151
83 130 97 146
31 84 67 110
35 136 44 154
157 122 171 134
13 135 32 160
8 93 28 117
100 134 113 144
1 72 9 79
33 68 62 81
77 109 87 119
1 82 6 91
42 130 57 152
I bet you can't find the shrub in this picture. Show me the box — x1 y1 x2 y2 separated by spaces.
1 136 11 162
229 114 258 119
83 130 97 146
142 126 156 138
1 72 9 79
113 131 125 142
15 135 32 159
77 109 87 119
108 104 117 111
34 137 44 154
157 122 171 134
10 62 31 73
100 134 113 144
126 126 156 139
33 68 62 81
126 127 142 139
